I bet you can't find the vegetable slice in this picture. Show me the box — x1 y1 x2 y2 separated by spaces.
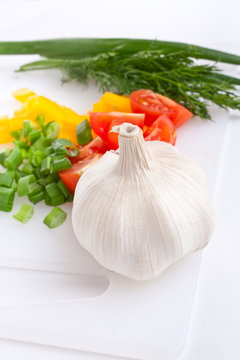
4 147 22 169
13 203 34 223
130 89 193 128
0 171 15 187
52 138 79 157
0 187 15 212
17 174 37 196
51 156 72 173
89 112 144 149
45 183 65 206
28 187 45 204
43 206 67 229
76 119 93 145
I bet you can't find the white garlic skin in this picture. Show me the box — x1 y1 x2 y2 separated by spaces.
72 123 215 281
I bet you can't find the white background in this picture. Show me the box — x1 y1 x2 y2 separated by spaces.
0 1 240 359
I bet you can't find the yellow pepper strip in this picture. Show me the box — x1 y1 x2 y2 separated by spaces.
61 106 89 126
100 92 132 112
0 116 13 143
21 95 65 124
9 115 27 132
12 88 36 103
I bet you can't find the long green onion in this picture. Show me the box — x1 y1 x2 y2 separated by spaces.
13 203 34 223
43 206 67 229
1 38 240 64
0 187 15 212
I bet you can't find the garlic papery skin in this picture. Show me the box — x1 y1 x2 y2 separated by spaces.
72 123 215 281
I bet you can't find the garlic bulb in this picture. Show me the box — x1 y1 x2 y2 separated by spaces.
72 123 214 280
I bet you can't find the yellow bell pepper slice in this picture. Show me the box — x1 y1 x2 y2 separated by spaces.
9 115 27 132
0 116 12 143
12 88 36 103
100 92 132 112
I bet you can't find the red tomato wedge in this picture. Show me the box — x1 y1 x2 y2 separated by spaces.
130 89 193 128
59 154 102 193
144 114 177 145
70 136 108 163
89 112 145 150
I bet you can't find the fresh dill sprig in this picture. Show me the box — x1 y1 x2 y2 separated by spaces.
18 50 240 120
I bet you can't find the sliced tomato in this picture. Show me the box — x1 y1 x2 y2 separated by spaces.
144 114 177 145
70 136 108 164
130 89 193 128
89 112 144 150
59 154 102 193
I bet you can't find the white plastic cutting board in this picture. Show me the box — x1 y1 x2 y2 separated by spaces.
0 71 228 360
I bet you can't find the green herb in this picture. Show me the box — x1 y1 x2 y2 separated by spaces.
43 206 67 229
1 38 240 119
13 203 34 224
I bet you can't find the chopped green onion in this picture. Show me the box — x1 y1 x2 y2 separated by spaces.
35 114 46 132
67 193 74 202
20 148 28 159
4 147 22 170
52 138 79 157
28 187 45 204
17 174 36 197
12 181 17 192
10 130 21 140
15 169 25 182
45 183 65 206
0 149 11 165
76 119 93 145
51 156 72 173
13 139 29 150
22 120 36 138
0 187 15 212
13 203 34 224
0 171 14 187
45 121 60 141
43 206 67 229
46 172 60 184
40 156 52 175
33 167 41 179
34 150 47 166
43 146 54 155
29 129 41 144
21 163 34 175
31 136 51 151
57 180 71 198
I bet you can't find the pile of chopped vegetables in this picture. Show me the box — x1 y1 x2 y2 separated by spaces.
0 87 193 227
